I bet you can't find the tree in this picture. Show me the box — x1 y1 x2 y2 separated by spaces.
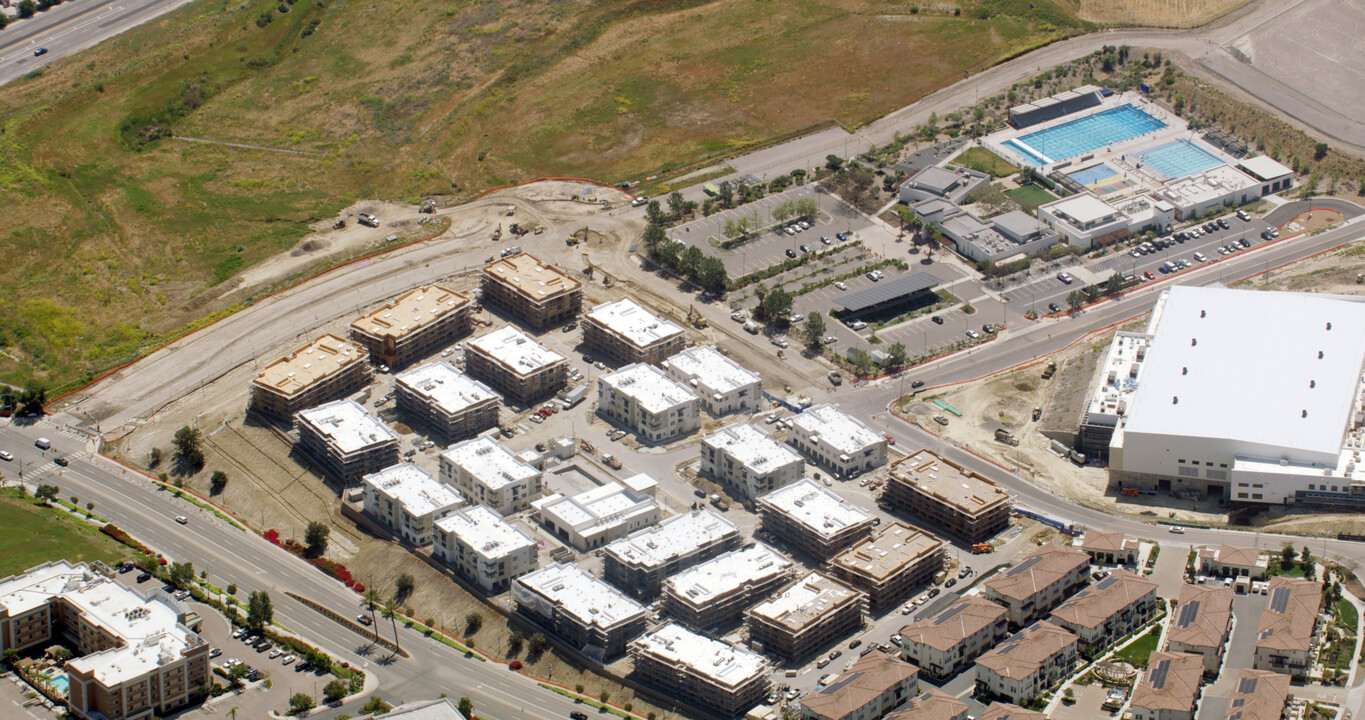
527 632 550 660
1104 271 1125 296
667 191 685 220
382 600 402 653
0 385 13 413
696 256 728 296
457 696 474 719
323 679 348 703
210 471 228 495
246 590 273 630
965 182 1013 215
1314 143 1330 161
464 612 483 635
0 14 8 30
226 583 237 596
849 350 877 378
18 383 45 416
17 0 35 19
792 198 818 221
363 588 382 642
825 154 844 171
791 168 806 184
303 521 329 558
804 311 827 346
289 692 316 715
644 200 664 225
1300 546 1314 571
757 288 794 323
169 561 195 590
395 573 415 601
771 201 794 226
887 342 909 369
227 662 249 685
1280 544 1298 569
1066 290 1087 313
34 484 60 503
148 447 162 468
172 426 204 467
641 223 666 252
716 181 734 209
679 245 704 279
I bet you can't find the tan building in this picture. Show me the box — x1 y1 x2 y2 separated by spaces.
250 334 372 420
983 543 1091 627
394 362 500 442
1253 576 1322 680
0 562 209 720
801 651 919 720
758 479 877 560
1198 545 1269 579
582 298 686 366
1076 530 1140 565
900 595 1009 680
1167 583 1233 675
349 284 472 369
480 253 582 329
295 399 399 484
465 326 568 405
631 622 770 719
979 703 1047 720
1130 652 1203 720
1224 669 1290 720
662 544 794 632
747 572 866 662
883 689 969 720
974 621 1078 705
1048 571 1158 655
883 450 1011 543
827 522 945 610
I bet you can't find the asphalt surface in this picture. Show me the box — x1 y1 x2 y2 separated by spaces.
0 0 197 86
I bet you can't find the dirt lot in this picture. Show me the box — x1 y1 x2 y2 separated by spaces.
1240 225 1365 297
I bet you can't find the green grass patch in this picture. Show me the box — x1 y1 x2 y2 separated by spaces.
1266 562 1307 579
1113 632 1160 668
952 146 1019 178
1337 597 1358 629
1005 184 1056 212
539 684 635 719
0 489 131 576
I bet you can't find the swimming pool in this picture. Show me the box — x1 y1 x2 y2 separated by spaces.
1131 139 1223 179
1007 104 1166 166
41 668 70 695
1068 164 1118 186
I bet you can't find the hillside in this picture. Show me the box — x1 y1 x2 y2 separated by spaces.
0 0 1230 390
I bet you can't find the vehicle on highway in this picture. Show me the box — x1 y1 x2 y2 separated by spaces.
356 613 373 625
175 515 188 525
911 380 924 389
34 48 48 56
1169 526 1185 534
0 451 11 461
572 712 590 720
883 433 895 445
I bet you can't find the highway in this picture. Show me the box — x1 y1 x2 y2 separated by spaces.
0 0 197 86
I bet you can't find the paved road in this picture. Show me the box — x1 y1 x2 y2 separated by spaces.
0 0 197 86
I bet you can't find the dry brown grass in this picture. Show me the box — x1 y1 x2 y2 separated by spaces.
1077 0 1255 27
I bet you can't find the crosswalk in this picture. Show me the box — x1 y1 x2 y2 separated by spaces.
23 450 92 478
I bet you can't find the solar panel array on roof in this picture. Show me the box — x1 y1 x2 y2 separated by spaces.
836 273 941 314
820 671 862 695
1148 659 1170 690
1269 587 1290 614
1175 600 1201 629
1236 676 1259 694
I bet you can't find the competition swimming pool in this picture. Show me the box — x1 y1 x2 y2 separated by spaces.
1005 104 1166 166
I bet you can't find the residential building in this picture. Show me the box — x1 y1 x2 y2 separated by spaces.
531 482 659 551
349 285 472 369
1168 583 1233 675
747 572 866 662
597 363 700 443
394 362 500 442
0 562 209 720
1253 576 1322 680
983 543 1091 627
1198 545 1269 579
661 345 762 416
828 522 945 610
582 298 686 365
295 399 399 484
1223 669 1291 720
897 165 989 205
602 508 741 597
1048 571 1158 655
882 689 969 720
512 563 648 660
787 404 887 478
439 437 543 515
974 621 1079 705
979 703 1047 720
361 463 465 546
465 326 568 405
432 505 538 594
701 423 804 501
662 544 794 631
883 451 1011 543
630 622 770 719
480 252 582 329
758 479 876 559
1130 652 1204 720
250 334 371 420
900 595 1009 680
1076 530 1140 565
801 651 919 720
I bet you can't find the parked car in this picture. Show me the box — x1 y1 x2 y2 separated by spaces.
931 315 944 325
835 281 847 290
785 249 797 258
136 572 151 583
1048 303 1062 313
1056 272 1073 284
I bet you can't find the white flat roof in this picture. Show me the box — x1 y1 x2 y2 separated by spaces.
297 399 396 453
665 544 792 606
620 473 659 494
748 572 861 630
633 622 767 688
1123 287 1365 459
435 505 535 561
0 562 197 685
1159 164 1257 206
517 563 646 630
396 362 500 412
704 424 803 474
792 404 882 455
442 437 540 490
663 345 761 395
534 482 657 530
1048 193 1119 225
363 463 464 517
1238 156 1293 181
605 509 738 570
600 363 697 414
469 326 564 374
759 479 873 538
587 299 685 347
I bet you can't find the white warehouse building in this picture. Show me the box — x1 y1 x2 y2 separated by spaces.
1104 286 1365 505
701 423 804 501
661 345 762 416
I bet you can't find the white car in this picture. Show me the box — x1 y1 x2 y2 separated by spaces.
0 451 11 461
175 516 188 525
282 654 296 665
835 281 847 290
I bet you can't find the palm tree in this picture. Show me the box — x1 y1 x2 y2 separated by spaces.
363 588 382 643
382 599 401 654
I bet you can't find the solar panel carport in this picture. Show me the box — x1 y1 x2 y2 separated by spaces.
836 273 942 317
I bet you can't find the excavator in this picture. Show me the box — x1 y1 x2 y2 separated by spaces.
580 253 614 288
687 305 708 329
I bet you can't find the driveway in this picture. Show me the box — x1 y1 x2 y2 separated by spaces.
1150 545 1190 600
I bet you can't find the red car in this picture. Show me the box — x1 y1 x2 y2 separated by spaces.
1143 270 1156 280
884 433 896 445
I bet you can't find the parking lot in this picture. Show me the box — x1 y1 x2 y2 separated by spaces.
1091 211 1275 282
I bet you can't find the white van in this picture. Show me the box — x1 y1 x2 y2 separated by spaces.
35 438 51 450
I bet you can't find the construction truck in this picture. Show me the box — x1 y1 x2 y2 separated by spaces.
687 305 708 329
971 543 994 554
1041 361 1057 380
994 428 1019 446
